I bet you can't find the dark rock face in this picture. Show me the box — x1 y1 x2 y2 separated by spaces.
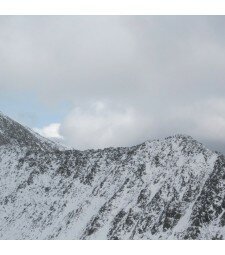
0 112 225 239
0 112 59 150
183 155 225 239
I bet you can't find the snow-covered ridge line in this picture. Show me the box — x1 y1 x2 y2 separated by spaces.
0 111 66 151
0 111 225 240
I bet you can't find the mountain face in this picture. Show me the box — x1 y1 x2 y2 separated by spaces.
1 112 225 240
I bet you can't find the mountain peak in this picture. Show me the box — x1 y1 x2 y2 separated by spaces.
0 111 59 150
143 133 206 153
169 134 194 140
0 111 224 240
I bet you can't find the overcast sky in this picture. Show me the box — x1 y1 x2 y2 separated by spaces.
1 16 225 152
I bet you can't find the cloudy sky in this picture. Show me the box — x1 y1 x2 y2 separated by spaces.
1 16 225 152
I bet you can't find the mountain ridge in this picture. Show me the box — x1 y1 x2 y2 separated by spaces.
0 111 65 151
0 111 225 239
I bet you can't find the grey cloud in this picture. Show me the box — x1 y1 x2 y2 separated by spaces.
0 16 225 151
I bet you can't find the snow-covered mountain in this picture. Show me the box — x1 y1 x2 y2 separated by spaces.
1 111 225 240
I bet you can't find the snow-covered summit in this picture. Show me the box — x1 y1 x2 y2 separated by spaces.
0 112 63 150
0 111 225 239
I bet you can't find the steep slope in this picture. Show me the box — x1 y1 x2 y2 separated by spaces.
0 112 225 239
0 111 61 150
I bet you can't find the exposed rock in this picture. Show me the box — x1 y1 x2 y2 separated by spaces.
0 112 224 239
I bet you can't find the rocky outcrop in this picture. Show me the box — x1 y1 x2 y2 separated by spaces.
0 112 224 239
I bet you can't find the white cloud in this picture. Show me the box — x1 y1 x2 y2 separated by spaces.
34 123 63 139
1 16 225 152
167 98 222 134
33 99 225 153
60 101 153 150
161 98 225 152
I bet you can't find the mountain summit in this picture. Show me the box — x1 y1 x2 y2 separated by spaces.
0 112 59 150
0 112 225 239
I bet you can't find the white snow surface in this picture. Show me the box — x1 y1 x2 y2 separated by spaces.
0 112 225 239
